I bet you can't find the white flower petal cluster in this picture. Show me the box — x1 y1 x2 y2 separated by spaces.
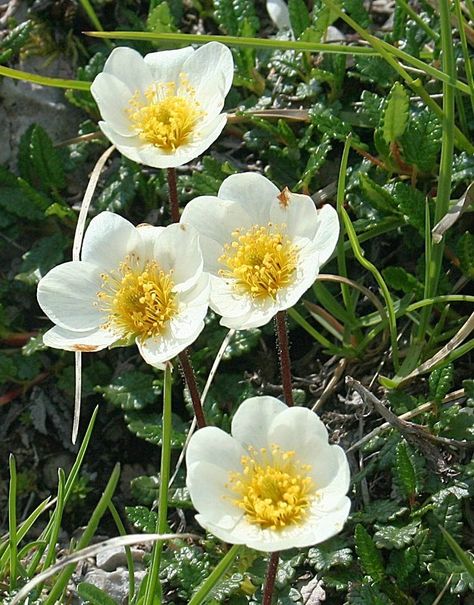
180 172 339 329
186 396 350 552
37 212 209 368
91 43 234 168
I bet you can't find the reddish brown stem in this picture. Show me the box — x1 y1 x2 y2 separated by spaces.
262 552 279 605
275 311 294 406
167 167 180 223
178 350 206 428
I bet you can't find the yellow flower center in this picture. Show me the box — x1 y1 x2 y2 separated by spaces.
227 445 314 530
97 256 177 341
127 75 205 151
218 224 299 299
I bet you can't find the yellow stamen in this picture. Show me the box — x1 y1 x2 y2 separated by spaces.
218 224 299 299
227 445 314 530
127 74 205 151
97 256 177 340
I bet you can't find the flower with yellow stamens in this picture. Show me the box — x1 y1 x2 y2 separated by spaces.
186 396 351 552
37 212 209 368
90 43 234 168
180 172 340 329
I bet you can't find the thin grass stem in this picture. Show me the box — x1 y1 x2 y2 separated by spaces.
188 545 241 605
8 455 17 592
143 363 173 605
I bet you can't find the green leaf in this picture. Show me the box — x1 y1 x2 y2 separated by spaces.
382 266 423 296
374 519 420 549
308 539 353 571
96 371 162 411
223 329 261 360
439 526 474 580
213 0 259 36
354 524 385 582
382 82 409 144
18 124 66 191
147 2 177 34
77 582 119 605
357 91 386 128
353 56 397 88
458 232 474 278
400 109 442 173
16 233 67 285
288 0 311 38
391 182 425 234
358 174 398 214
131 474 160 506
395 441 417 501
125 505 157 533
347 583 388 605
429 364 454 401
125 411 186 448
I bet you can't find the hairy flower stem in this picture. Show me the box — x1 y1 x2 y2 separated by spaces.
167 167 180 223
178 350 207 428
263 551 280 605
275 311 294 406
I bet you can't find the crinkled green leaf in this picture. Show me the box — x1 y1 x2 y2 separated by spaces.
400 109 441 173
382 266 423 296
373 519 420 549
391 182 425 234
429 364 454 401
395 441 417 501
355 524 385 581
288 0 311 37
18 124 66 191
125 505 157 533
125 410 186 448
96 371 162 411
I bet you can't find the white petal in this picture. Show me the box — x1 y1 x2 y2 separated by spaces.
311 204 340 265
136 224 165 260
270 191 320 241
153 223 203 292
169 274 210 340
231 396 288 450
144 47 195 83
98 121 145 163
315 446 351 507
183 42 234 115
295 497 351 547
181 195 254 258
186 426 245 472
81 212 140 272
90 73 135 137
43 325 116 352
37 261 104 331
187 462 243 530
218 173 279 225
209 275 251 319
100 46 153 94
219 297 279 330
137 321 204 366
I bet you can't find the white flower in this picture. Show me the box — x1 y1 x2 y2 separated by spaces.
180 172 339 329
90 43 234 168
186 396 350 552
37 212 209 368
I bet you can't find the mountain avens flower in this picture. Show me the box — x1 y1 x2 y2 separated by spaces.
180 172 339 329
37 212 209 368
186 396 350 552
91 43 234 168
